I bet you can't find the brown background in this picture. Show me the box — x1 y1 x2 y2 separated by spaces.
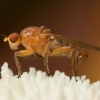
0 0 100 82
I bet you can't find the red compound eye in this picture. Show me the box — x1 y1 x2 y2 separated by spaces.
10 33 18 43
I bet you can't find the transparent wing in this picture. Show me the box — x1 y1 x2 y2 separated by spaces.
53 34 100 52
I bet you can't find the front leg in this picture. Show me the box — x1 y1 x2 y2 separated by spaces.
14 50 34 77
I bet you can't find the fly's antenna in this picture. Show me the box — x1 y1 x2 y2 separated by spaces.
0 34 8 42
0 34 7 37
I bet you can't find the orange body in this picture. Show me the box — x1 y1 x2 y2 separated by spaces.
20 27 51 57
3 26 100 76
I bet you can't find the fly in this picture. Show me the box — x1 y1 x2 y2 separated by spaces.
1 26 100 77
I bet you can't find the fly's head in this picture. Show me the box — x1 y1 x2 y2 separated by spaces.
3 33 21 50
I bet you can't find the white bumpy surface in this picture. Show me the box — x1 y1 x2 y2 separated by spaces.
0 62 100 100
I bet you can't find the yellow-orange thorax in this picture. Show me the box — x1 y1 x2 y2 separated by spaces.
20 26 51 57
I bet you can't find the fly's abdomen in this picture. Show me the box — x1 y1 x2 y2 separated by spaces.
75 48 88 63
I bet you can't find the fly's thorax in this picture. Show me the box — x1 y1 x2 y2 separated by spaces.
20 26 40 37
19 26 53 57
20 26 51 37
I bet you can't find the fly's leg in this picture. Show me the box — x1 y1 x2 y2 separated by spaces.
43 44 71 76
43 41 51 76
43 53 50 76
50 46 71 56
50 46 78 76
14 50 34 77
14 54 21 77
71 49 78 77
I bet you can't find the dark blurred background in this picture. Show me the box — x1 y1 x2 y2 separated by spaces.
0 0 100 82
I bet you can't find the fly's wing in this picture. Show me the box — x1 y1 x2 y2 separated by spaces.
53 34 100 52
